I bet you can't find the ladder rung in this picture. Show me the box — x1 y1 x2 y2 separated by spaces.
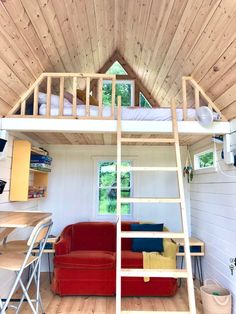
121 268 188 278
121 311 191 314
120 197 181 203
121 138 176 144
120 166 178 172
121 231 185 239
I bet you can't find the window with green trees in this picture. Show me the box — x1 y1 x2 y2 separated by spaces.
140 92 151 108
103 61 134 106
194 150 214 170
98 161 131 216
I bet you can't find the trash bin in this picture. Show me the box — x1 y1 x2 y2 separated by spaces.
200 279 231 314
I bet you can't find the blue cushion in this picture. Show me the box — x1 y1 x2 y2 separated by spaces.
131 223 164 252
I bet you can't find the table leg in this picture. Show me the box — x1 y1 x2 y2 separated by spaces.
48 253 51 284
178 256 184 288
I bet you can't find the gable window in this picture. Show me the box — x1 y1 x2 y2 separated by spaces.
102 61 134 107
97 161 132 217
140 92 151 108
103 80 134 107
194 149 215 170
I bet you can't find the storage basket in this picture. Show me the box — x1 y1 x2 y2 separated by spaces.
200 279 231 314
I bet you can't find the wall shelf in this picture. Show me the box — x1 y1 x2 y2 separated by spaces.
10 140 50 202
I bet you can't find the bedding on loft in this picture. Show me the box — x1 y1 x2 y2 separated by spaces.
38 101 220 121
27 92 221 122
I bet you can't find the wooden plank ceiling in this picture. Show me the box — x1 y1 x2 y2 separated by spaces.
0 0 235 120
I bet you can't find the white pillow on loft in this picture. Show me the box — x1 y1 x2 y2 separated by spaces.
38 92 72 107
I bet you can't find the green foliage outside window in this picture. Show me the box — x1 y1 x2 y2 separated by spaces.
140 93 151 108
103 61 132 106
98 161 131 215
102 83 131 106
106 61 127 75
198 151 214 168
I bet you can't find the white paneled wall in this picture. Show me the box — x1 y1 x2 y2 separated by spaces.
0 134 39 297
190 137 236 312
39 145 190 235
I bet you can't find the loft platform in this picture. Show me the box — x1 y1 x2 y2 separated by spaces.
1 73 230 145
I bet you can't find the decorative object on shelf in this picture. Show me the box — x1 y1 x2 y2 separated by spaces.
10 140 51 201
30 154 52 172
0 180 6 194
183 149 193 183
28 185 47 199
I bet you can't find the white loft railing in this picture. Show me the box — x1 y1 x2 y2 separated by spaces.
7 73 116 120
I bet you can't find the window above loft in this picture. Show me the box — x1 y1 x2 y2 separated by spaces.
194 149 215 170
140 92 151 108
102 80 134 106
106 61 127 75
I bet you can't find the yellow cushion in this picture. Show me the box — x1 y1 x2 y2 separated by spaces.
77 89 98 106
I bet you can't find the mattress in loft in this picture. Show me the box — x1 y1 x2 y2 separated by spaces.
39 103 220 121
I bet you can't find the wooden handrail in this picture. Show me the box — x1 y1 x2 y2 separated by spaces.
182 76 227 121
7 72 116 120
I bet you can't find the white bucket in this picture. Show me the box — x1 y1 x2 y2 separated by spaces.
200 279 231 314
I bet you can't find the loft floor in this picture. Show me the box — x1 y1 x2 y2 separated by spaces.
10 273 203 313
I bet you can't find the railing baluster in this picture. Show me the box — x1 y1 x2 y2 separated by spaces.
98 78 103 117
33 85 39 116
86 77 90 117
182 77 187 121
72 76 77 117
194 87 199 109
20 100 26 116
59 77 65 116
111 77 116 119
46 76 52 117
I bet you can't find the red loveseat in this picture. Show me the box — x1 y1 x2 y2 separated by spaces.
51 221 177 296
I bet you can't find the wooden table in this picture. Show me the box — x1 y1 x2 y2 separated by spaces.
0 211 52 242
173 237 204 285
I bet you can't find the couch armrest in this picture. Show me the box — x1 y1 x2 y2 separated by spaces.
54 225 72 255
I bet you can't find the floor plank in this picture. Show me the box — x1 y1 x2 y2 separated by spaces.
9 273 203 313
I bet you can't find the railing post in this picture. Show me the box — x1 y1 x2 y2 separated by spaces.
72 77 77 117
194 87 199 109
98 78 103 117
111 77 116 119
33 85 39 116
182 77 187 121
86 77 90 117
46 76 52 117
59 77 65 116
20 101 26 116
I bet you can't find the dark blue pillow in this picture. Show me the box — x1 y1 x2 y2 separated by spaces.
131 223 164 252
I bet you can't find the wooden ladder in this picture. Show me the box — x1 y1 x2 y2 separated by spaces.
116 96 196 314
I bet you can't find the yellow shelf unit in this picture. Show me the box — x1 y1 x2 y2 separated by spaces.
10 140 49 202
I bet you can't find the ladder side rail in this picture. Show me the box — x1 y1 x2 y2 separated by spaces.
171 99 196 314
116 95 122 314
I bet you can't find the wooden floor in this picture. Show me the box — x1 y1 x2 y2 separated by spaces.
10 273 203 313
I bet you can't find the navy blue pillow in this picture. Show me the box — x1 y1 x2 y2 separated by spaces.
131 223 164 252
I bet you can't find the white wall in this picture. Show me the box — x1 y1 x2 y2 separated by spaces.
190 137 236 312
39 144 191 236
0 133 39 297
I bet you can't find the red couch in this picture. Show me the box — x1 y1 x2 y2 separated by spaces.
51 221 177 296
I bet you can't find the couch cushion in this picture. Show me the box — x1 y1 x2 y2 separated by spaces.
121 221 139 251
121 250 143 268
131 223 164 252
71 222 116 252
54 250 115 270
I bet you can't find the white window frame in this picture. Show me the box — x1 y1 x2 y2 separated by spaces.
93 157 133 221
103 79 135 106
194 149 216 171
